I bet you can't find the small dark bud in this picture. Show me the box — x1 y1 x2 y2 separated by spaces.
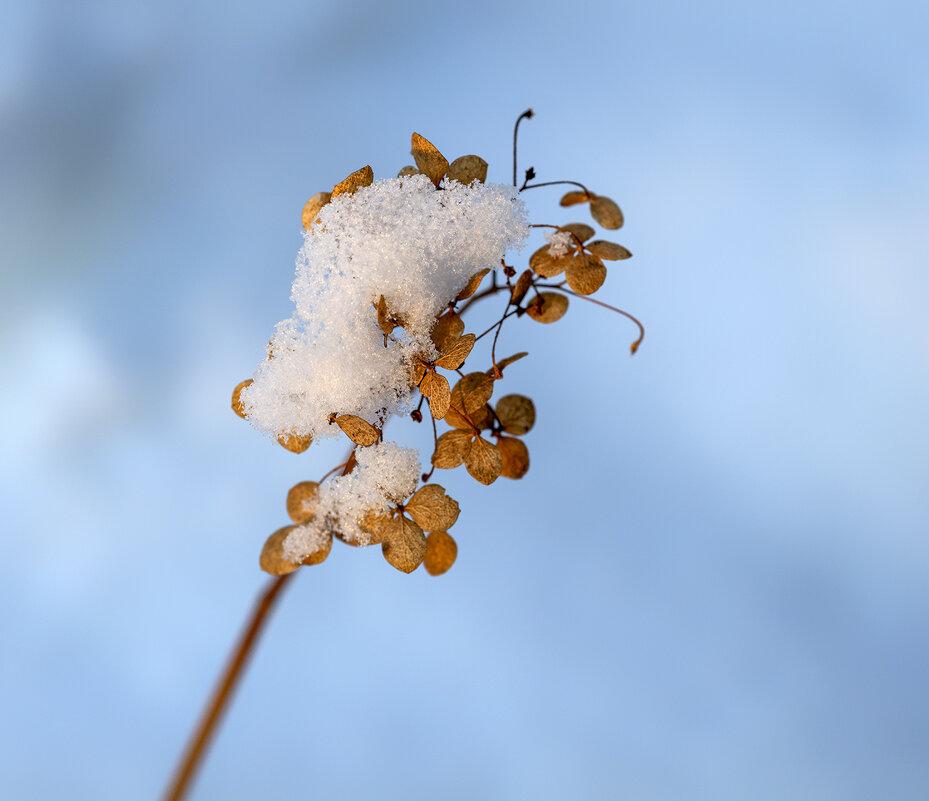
503 265 516 278
421 473 430 483
410 409 423 423
525 167 536 181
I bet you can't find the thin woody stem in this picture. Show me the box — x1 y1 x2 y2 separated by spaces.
162 572 294 801
512 108 534 187
519 178 591 195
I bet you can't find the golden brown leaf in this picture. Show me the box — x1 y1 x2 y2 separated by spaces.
376 294 392 336
380 515 427 573
278 431 313 453
526 292 569 324
435 333 476 370
486 352 529 378
397 165 420 177
497 435 530 479
331 165 374 198
334 414 380 446
560 222 595 243
300 531 333 566
450 372 495 415
359 511 392 545
431 429 472 468
431 312 464 352
411 132 448 188
232 379 252 418
424 531 458 576
446 154 488 185
420 371 451 419
456 268 490 301
560 190 590 207
301 192 331 231
286 481 319 524
586 240 632 260
406 483 460 532
566 253 607 295
589 194 624 229
444 403 492 431
529 245 572 279
260 526 300 575
495 394 536 435
511 269 533 306
465 435 502 485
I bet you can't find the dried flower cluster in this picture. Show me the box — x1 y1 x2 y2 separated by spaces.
232 116 640 576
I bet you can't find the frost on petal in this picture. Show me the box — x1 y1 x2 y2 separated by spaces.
242 175 528 442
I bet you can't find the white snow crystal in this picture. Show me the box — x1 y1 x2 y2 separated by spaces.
282 442 421 559
240 174 529 441
545 229 573 257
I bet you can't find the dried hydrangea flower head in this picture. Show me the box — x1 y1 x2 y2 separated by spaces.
232 119 642 576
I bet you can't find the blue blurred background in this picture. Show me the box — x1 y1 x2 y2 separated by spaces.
2 1 928 798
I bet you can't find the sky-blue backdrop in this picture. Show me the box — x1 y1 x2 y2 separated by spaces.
2 1 928 799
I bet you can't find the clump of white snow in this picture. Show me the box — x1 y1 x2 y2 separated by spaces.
240 174 528 441
282 442 421 559
545 229 573 256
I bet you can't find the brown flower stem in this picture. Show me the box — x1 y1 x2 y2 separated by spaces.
519 178 591 195
540 285 645 353
162 572 295 801
512 108 534 186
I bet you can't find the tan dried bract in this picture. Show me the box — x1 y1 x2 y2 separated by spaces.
331 165 374 198
420 371 451 419
560 222 595 243
301 192 331 231
456 268 490 301
286 481 319 524
565 253 607 295
497 435 530 479
450 372 495 415
586 240 632 261
511 269 533 306
300 531 333 566
431 429 472 469
232 379 253 418
560 190 591 207
424 531 458 576
496 394 536 435
431 312 464 352
446 155 488 185
443 402 493 432
411 133 449 188
529 246 574 279
260 526 300 575
333 414 380 446
405 483 460 532
278 431 313 453
589 194 624 229
487 352 528 379
526 292 569 324
380 515 427 573
466 434 502 484
397 165 420 178
434 333 475 371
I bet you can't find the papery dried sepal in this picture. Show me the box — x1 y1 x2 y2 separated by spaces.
431 429 472 468
497 435 530 479
278 431 313 453
565 253 607 295
380 515 427 573
487 352 529 378
411 132 448 188
406 484 460 532
260 526 300 575
331 165 374 198
431 313 464 352
465 435 503 485
511 269 533 306
232 379 253 418
586 240 632 260
435 333 476 370
397 165 420 177
334 414 380 446
495 394 536 435
300 531 333 566
301 192 331 230
589 194 624 229
526 292 569 324
286 481 319 524
456 268 490 301
424 531 458 576
560 190 590 207
560 222 595 243
446 155 488 185
451 372 495 415
529 246 572 278
420 371 451 419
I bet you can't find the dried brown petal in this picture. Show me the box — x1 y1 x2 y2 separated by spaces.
486 352 529 378
560 222 595 243
360 511 392 545
278 431 313 453
560 190 591 207
431 313 464 352
589 194 624 229
411 132 449 188
232 379 252 418
397 165 420 177
420 371 451 419
260 526 300 575
334 414 380 446
456 268 490 301
406 483 460 532
566 253 607 295
446 154 488 185
435 333 476 370
450 372 495 415
300 531 333 566
376 294 392 335
526 292 569 324
444 403 492 431
380 515 427 573
424 531 458 576
286 481 319 524
586 240 632 260
301 192 331 231
495 394 536 435
331 165 374 198
465 435 502 485
431 429 472 468
511 269 533 306
529 245 572 279
497 435 530 479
